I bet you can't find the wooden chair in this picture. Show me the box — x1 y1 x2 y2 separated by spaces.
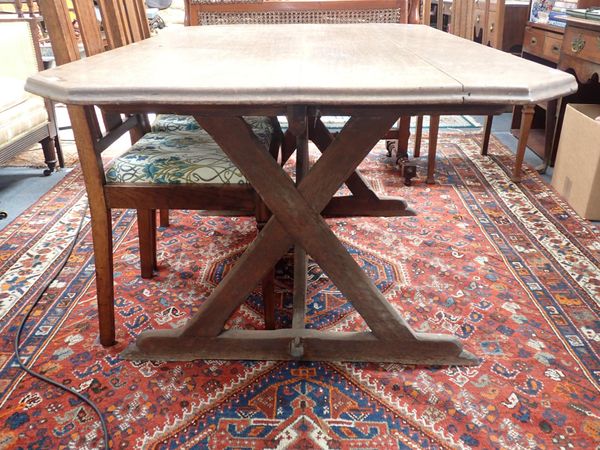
38 0 283 345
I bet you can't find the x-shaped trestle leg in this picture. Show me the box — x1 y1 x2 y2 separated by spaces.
285 116 416 218
122 111 478 365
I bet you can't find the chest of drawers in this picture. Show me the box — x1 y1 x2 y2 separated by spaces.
515 16 600 171
523 22 564 63
559 17 600 82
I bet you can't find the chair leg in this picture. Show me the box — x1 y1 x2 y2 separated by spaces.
262 268 276 330
396 115 411 161
91 207 115 347
151 210 158 270
68 105 115 346
481 115 493 156
281 130 296 164
414 115 424 157
138 209 156 279
540 99 558 174
54 135 65 168
40 136 58 176
159 209 169 228
426 115 440 184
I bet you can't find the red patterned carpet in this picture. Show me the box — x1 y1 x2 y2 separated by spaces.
0 131 598 449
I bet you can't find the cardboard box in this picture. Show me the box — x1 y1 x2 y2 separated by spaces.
552 104 600 220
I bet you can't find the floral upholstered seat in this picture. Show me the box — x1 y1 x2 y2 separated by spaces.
151 114 274 140
152 114 202 132
106 116 275 184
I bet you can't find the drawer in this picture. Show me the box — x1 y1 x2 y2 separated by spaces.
563 27 600 65
542 34 562 63
523 25 545 57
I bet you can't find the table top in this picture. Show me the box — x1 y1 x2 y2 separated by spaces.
26 23 577 106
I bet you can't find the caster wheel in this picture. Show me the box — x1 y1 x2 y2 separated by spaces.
0 211 7 220
385 139 397 157
43 169 52 176
399 161 417 186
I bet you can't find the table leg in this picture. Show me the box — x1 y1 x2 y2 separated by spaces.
481 115 493 156
121 113 477 365
396 115 411 162
426 115 440 184
159 209 169 228
538 99 557 174
513 104 535 183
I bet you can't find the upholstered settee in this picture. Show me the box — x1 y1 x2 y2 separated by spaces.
0 18 62 175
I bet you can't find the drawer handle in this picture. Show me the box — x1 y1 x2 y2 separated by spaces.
530 37 537 45
489 23 495 32
476 15 480 23
551 43 560 53
571 34 585 53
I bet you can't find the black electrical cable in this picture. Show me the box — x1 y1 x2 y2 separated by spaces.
13 200 111 449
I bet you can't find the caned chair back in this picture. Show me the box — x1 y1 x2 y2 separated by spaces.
186 0 420 27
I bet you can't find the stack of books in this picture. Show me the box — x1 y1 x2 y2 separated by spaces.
566 7 600 20
530 0 576 27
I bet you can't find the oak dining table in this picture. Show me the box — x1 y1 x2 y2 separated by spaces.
26 23 576 365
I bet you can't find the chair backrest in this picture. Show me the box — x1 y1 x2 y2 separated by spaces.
40 0 150 62
0 18 43 79
449 0 474 39
38 0 149 142
186 0 420 27
96 0 151 49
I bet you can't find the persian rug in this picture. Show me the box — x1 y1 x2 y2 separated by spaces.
0 131 598 449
